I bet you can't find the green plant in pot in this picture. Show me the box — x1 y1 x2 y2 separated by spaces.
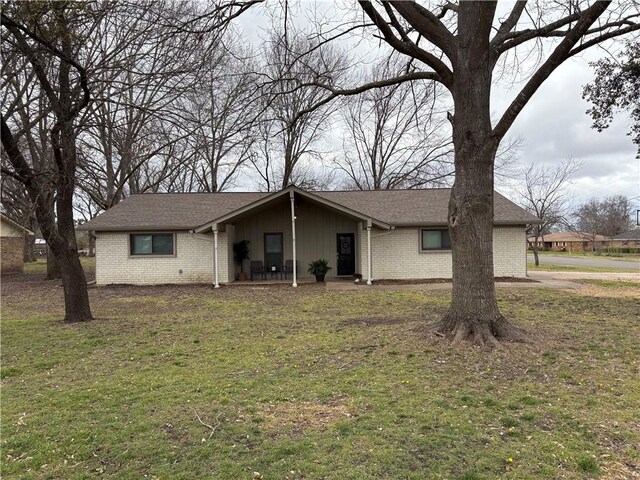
233 240 250 281
308 259 332 282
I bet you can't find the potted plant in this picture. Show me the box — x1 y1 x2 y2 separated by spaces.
233 240 250 281
308 259 332 282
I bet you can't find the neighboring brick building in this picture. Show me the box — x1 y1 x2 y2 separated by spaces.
78 186 539 286
527 231 609 252
610 230 640 248
1 214 33 273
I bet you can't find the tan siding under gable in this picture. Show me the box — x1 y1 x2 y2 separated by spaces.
232 197 360 278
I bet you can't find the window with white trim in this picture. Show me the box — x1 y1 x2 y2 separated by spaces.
130 233 175 256
421 229 451 251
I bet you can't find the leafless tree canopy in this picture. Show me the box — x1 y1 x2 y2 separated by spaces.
334 56 453 190
294 1 639 346
574 195 634 241
513 158 580 265
250 29 350 191
2 0 638 336
1 0 264 321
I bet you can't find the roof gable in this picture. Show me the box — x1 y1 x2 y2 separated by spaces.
194 186 391 232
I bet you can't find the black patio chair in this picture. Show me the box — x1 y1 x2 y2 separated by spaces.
282 259 296 279
250 260 265 281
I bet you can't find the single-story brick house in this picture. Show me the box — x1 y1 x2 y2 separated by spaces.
78 186 539 286
610 229 640 247
1 214 33 274
527 231 609 252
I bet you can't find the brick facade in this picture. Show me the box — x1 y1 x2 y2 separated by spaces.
95 226 527 285
1 236 24 273
95 231 229 285
359 226 527 280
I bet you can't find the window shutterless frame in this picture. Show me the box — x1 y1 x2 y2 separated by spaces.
129 233 176 256
420 228 451 251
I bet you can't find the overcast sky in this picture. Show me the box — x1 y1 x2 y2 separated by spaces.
236 2 639 214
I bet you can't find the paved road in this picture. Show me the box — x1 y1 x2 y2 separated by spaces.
529 254 640 270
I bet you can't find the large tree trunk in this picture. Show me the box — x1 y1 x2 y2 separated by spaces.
49 113 93 321
428 3 527 346
531 241 540 267
47 248 61 279
23 233 35 263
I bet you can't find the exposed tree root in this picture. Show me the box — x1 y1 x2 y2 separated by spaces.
426 311 530 348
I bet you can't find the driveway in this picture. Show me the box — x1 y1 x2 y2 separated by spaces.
528 254 640 271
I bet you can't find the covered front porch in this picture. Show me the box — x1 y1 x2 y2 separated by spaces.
195 187 389 288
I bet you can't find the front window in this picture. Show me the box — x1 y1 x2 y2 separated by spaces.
421 229 451 251
130 233 174 256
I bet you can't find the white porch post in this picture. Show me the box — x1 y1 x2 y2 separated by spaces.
290 191 297 287
213 225 220 288
366 219 372 285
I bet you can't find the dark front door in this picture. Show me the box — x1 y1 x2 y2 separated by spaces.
336 233 355 276
264 233 283 271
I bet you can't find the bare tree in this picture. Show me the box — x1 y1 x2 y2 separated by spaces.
176 43 259 192
75 0 229 210
574 195 633 248
251 30 349 191
335 57 453 190
1 2 103 320
302 1 638 345
514 158 580 266
1 0 261 322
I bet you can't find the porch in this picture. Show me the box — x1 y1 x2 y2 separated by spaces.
195 187 388 288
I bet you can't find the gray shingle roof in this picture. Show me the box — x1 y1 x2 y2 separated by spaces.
78 188 539 231
78 192 266 231
612 230 640 240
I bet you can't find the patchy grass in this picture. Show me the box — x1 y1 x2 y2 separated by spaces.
22 257 96 276
527 262 639 273
1 276 639 479
571 280 640 298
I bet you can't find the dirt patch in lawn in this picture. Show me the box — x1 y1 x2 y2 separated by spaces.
573 285 640 299
601 460 640 479
257 398 354 436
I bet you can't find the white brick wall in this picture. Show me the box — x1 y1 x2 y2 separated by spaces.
96 226 527 284
95 231 230 285
360 226 527 280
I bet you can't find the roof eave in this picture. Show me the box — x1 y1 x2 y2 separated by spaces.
195 185 391 233
77 226 195 232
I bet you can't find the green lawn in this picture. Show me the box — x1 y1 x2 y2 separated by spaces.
527 262 639 273
1 275 639 479
23 257 96 275
532 250 640 262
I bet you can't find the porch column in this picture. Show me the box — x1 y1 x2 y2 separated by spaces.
366 219 372 285
290 190 297 287
213 225 220 288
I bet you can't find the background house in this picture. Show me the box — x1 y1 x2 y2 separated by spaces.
1 214 33 273
610 230 640 248
527 231 609 252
